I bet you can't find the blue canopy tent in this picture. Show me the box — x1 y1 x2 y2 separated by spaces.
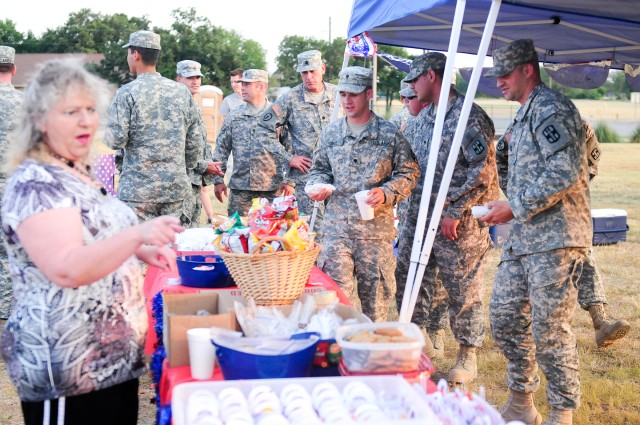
349 0 640 68
345 0 640 322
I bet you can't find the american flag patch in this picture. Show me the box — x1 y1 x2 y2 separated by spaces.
272 104 284 117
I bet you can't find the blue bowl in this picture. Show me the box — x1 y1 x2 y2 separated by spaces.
213 333 320 380
176 255 235 288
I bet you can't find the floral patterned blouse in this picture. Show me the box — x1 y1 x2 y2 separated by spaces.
1 159 147 402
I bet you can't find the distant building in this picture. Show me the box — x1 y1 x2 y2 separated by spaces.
13 53 105 89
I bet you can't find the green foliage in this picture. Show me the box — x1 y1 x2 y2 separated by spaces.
630 126 640 143
595 122 622 143
275 36 336 87
275 37 413 112
3 8 266 90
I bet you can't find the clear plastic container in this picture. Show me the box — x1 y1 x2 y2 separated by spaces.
335 322 425 374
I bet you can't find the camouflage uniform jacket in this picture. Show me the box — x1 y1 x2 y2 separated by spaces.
497 119 601 191
105 72 204 202
389 106 410 132
191 111 215 187
500 83 591 255
212 101 286 191
307 113 419 241
583 120 600 180
0 83 22 189
258 82 338 187
411 91 498 221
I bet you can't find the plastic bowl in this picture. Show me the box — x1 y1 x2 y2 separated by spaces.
213 333 320 380
176 255 235 288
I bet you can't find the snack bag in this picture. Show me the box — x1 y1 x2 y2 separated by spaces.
272 195 299 220
283 220 311 251
214 212 243 234
221 228 250 253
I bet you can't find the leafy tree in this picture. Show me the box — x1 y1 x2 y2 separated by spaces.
375 45 416 111
36 9 150 54
0 19 40 53
275 36 328 87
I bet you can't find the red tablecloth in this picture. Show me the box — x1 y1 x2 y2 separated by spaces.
143 265 351 356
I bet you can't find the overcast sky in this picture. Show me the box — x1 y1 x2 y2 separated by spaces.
3 0 355 71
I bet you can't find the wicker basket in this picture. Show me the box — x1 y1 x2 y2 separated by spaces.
218 236 321 305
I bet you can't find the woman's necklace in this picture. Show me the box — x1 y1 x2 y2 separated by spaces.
49 151 108 196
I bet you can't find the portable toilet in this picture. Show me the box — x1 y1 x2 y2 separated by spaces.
197 85 224 146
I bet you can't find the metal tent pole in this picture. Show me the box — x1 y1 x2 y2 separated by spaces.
400 0 503 322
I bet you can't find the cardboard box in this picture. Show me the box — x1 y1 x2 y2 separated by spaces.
163 292 239 367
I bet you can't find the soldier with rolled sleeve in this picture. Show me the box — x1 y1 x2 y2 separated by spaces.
399 52 499 386
481 39 592 425
104 31 204 226
258 50 339 240
176 60 223 226
212 69 287 216
0 45 22 320
307 66 419 322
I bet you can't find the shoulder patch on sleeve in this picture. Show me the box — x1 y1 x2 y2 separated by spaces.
272 103 284 117
258 106 280 130
534 115 572 154
463 127 489 164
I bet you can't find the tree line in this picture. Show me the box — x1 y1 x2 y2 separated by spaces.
1 8 631 103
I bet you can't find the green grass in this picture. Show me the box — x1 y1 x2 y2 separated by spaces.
441 143 640 424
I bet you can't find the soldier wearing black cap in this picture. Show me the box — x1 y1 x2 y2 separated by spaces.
105 31 205 226
481 39 591 425
0 45 22 320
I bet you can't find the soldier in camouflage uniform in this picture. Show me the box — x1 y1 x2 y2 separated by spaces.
389 82 411 132
482 39 592 425
394 84 451 360
0 46 22 320
400 53 499 385
176 60 224 227
307 66 419 322
213 69 287 216
258 50 339 239
105 31 204 226
497 121 630 349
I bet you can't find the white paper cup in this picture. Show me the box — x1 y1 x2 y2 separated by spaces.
187 328 216 380
471 205 489 219
354 190 374 220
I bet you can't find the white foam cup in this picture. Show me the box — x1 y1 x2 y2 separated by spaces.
354 190 375 220
187 328 216 380
471 205 490 219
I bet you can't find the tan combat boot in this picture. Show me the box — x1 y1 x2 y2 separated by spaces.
542 408 572 425
421 328 437 359
447 345 477 385
588 304 630 348
499 390 542 425
428 329 445 360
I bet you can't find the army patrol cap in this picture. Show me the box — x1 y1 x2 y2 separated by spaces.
122 30 161 50
399 81 415 98
296 50 323 72
337 66 373 94
403 52 447 83
0 46 15 64
238 69 269 83
177 60 204 78
485 39 538 77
